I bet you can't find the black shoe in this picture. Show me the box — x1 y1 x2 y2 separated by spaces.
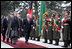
48 40 52 44
11 42 12 44
48 42 52 44
43 41 47 43
25 41 29 44
33 38 35 40
3 40 5 42
53 43 59 45
62 45 68 48
11 41 12 44
7 39 9 43
7 41 9 43
37 38 40 41
37 39 40 41
25 40 28 43
30 37 32 40
13 43 16 45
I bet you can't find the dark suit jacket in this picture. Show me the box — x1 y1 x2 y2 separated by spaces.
11 16 19 30
19 18 23 29
3 18 10 29
23 18 35 33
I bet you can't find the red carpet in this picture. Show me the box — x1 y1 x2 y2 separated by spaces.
1 35 47 48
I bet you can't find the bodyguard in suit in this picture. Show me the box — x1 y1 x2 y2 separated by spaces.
17 13 23 37
6 15 13 43
2 14 10 42
11 12 19 45
23 14 35 43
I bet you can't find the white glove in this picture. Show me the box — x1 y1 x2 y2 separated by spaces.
33 27 35 29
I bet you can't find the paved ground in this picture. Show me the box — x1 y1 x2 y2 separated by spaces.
1 41 13 48
1 37 71 48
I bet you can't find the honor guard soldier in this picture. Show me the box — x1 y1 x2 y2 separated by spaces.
53 13 61 45
62 10 71 48
47 13 55 44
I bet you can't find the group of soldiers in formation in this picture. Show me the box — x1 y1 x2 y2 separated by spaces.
1 9 71 48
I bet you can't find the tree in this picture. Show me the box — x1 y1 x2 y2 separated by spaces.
1 1 20 16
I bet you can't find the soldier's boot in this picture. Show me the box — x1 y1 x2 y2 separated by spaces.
48 40 52 44
30 37 32 40
37 37 40 41
7 38 9 43
68 40 71 47
54 39 59 45
33 38 35 40
62 41 68 48
43 38 47 43
54 42 59 45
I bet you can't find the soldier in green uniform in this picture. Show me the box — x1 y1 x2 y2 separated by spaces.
30 17 36 40
36 16 40 41
47 13 55 44
62 10 71 47
32 19 36 40
42 15 48 43
30 18 34 40
53 13 61 45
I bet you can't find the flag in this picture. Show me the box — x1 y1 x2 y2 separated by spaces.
28 10 31 14
30 9 33 19
39 1 48 37
28 9 33 19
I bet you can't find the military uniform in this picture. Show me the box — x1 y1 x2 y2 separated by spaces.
62 16 71 47
30 22 36 40
29 19 36 40
47 18 53 44
53 18 61 45
43 19 48 43
36 19 40 41
32 23 36 40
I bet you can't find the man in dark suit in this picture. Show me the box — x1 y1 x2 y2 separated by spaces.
2 14 10 42
11 12 19 45
23 14 35 43
17 13 23 37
